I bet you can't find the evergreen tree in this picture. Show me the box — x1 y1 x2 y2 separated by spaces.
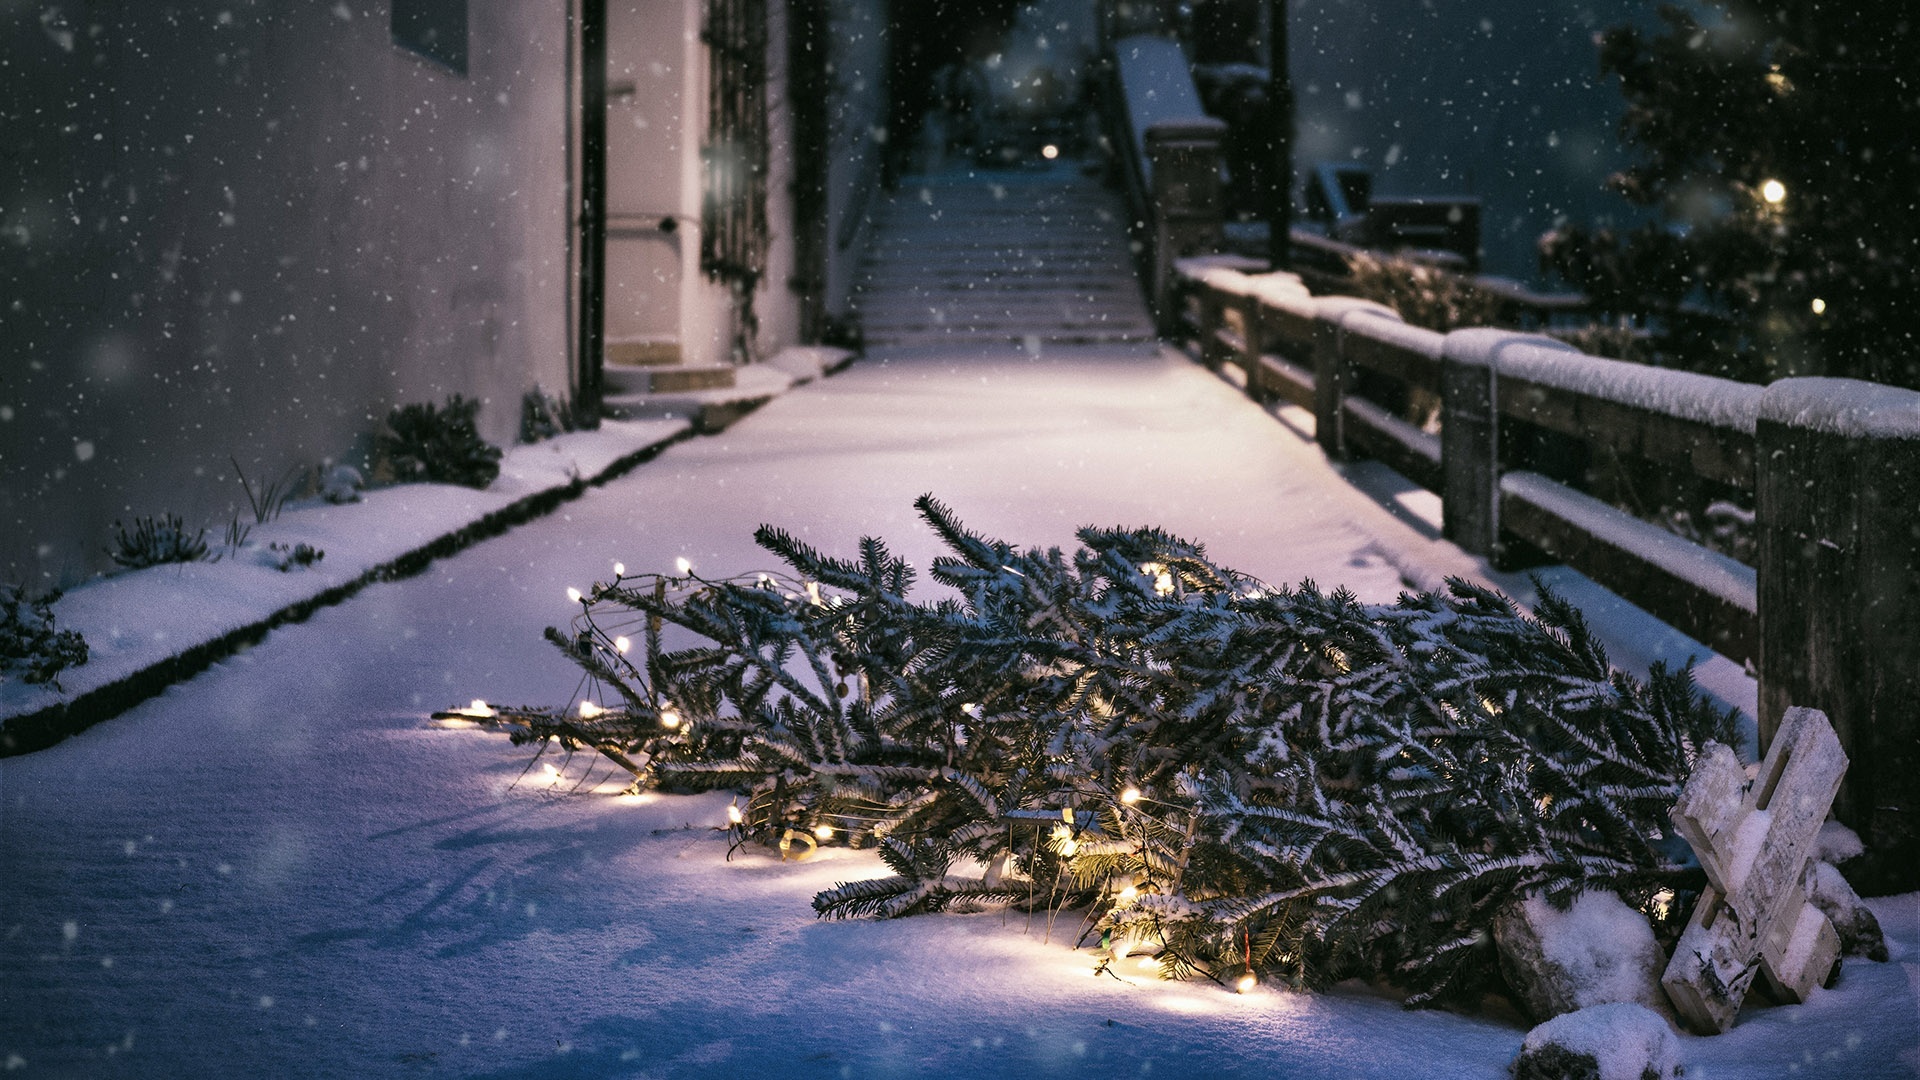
455 497 1733 1008
1541 1 1919 389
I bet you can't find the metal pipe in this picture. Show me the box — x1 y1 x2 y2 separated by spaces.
1267 0 1292 271
577 0 608 420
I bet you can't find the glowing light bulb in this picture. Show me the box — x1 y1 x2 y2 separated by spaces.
1235 972 1258 994
1050 823 1079 856
813 824 834 840
659 706 682 728
614 636 632 654
613 561 626 577
566 586 584 603
464 699 495 718
1120 786 1142 805
1041 144 1059 159
1811 297 1826 315
578 700 604 719
675 556 692 575
727 803 744 824
542 763 560 779
805 581 822 606
1111 937 1132 960
1761 178 1787 205
1118 884 1139 904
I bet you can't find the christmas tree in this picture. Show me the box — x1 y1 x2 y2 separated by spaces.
455 497 1733 1007
1541 1 1919 389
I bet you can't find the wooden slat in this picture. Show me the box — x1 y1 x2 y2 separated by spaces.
1343 397 1443 493
1499 470 1757 662
1254 353 1315 411
1498 375 1756 489
1257 302 1316 357
1344 330 1442 397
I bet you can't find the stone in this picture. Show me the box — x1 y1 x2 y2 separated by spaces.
1511 1003 1680 1080
1495 889 1669 1024
1805 859 1887 962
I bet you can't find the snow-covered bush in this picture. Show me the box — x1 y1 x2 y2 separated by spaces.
1342 250 1505 332
0 583 88 687
519 387 589 444
108 513 211 569
465 497 1732 1008
376 395 501 489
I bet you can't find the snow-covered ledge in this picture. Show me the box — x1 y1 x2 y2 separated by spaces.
0 418 690 755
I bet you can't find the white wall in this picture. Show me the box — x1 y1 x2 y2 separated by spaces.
2 2 574 585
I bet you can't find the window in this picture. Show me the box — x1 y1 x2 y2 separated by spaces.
392 0 468 75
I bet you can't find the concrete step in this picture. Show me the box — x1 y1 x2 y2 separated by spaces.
603 363 737 395
605 340 681 367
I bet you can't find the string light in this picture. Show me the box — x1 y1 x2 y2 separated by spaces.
614 636 632 654
813 823 835 840
659 705 682 729
566 586 584 603
613 561 626 577
1235 927 1257 993
727 802 744 825
1760 178 1787 205
675 556 692 575
1050 823 1079 857
578 701 604 719
777 828 818 860
1120 786 1142 805
1139 562 1174 596
1811 297 1827 315
1041 144 1059 159
460 699 495 718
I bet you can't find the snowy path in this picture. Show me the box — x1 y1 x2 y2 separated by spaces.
4 340 1916 1078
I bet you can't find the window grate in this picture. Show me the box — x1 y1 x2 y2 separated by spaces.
702 0 770 362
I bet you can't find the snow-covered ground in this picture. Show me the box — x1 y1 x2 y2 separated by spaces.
3 343 1915 1077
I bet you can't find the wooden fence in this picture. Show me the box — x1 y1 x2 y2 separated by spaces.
1168 256 1920 889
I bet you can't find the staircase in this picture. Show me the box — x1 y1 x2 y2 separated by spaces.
851 163 1156 349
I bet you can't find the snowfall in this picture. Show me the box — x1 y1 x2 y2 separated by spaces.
3 342 1915 1078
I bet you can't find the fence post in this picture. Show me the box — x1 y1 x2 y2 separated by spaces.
1757 377 1920 892
1143 119 1226 333
1197 288 1233 371
1438 329 1508 557
1308 298 1393 460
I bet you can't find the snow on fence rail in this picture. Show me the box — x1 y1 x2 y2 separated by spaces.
1167 257 1920 890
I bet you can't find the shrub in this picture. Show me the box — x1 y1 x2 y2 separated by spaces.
108 514 210 570
0 584 89 688
376 395 502 488
519 387 589 444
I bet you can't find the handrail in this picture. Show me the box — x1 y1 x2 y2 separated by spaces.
1167 256 1920 871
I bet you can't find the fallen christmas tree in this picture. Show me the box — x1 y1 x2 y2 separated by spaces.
452 496 1733 1007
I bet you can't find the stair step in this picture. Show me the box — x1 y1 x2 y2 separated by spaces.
606 340 682 367
604 363 737 394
